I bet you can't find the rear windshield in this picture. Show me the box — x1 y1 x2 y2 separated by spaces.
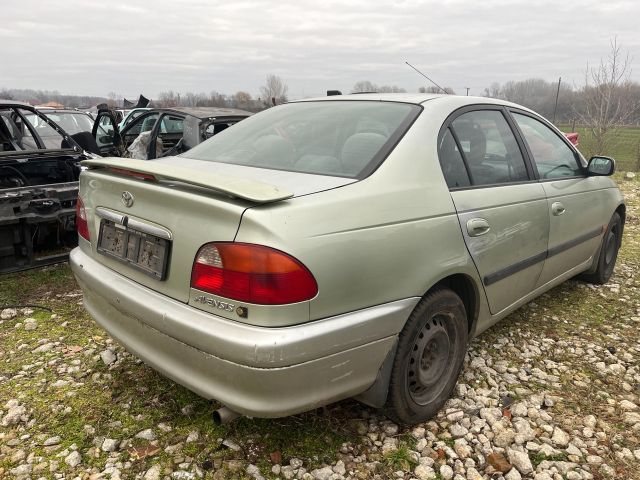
181 101 420 178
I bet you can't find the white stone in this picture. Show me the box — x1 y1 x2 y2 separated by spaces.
310 466 334 480
440 464 454 480
1 308 17 319
414 464 436 480
619 400 638 411
507 448 533 475
100 349 117 365
64 450 82 468
505 468 522 480
102 438 119 452
2 403 27 426
551 427 571 447
43 436 61 446
24 318 38 330
144 464 162 480
135 429 156 441
622 412 640 425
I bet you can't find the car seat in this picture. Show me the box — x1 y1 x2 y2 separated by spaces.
340 132 387 177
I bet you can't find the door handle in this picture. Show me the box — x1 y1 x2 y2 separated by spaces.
551 202 565 216
466 218 490 237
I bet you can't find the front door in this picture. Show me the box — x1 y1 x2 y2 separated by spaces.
92 110 123 156
438 108 549 314
510 112 608 284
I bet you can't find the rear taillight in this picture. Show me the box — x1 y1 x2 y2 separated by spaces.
76 197 90 241
191 243 318 305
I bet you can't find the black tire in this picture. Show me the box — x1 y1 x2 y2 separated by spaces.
581 212 622 285
385 288 468 425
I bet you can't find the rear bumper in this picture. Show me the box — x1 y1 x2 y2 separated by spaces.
70 247 417 417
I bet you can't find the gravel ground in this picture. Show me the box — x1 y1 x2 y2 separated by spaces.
1 177 639 480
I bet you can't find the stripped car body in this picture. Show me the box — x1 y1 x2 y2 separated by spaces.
71 94 624 423
94 106 252 159
1 101 93 273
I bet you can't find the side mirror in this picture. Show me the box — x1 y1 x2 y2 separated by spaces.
587 156 615 176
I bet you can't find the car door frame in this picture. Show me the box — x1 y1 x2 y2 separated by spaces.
438 104 551 315
146 111 187 159
92 109 123 156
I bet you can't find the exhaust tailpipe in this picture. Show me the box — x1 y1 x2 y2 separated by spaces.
212 406 241 425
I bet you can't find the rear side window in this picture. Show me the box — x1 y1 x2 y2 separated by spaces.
449 110 529 187
182 101 420 178
438 128 470 188
512 113 583 179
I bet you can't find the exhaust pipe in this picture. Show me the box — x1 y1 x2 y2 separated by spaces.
212 406 241 425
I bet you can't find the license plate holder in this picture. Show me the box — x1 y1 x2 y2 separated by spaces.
97 219 170 280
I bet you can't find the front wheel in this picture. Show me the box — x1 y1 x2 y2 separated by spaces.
385 288 468 425
581 212 622 285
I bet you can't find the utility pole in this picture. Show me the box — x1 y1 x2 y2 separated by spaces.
552 77 561 124
465 87 470 96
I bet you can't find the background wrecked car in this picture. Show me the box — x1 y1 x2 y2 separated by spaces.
0 101 93 274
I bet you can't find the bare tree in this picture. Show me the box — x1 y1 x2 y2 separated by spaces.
157 91 180 107
260 74 288 107
352 80 377 93
232 91 253 110
420 86 456 94
377 85 407 93
578 38 639 156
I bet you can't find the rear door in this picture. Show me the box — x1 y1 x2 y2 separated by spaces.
510 111 608 284
438 106 549 314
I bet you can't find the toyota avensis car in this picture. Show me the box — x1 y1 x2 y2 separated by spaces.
70 93 624 424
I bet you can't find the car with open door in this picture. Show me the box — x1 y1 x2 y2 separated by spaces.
70 93 624 425
93 107 251 160
0 100 96 273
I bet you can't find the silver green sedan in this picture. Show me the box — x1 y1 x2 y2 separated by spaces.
70 94 624 425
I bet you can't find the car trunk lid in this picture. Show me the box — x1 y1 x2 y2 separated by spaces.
79 157 354 304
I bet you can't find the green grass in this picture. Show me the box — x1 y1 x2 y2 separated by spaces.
558 124 640 171
381 443 418 473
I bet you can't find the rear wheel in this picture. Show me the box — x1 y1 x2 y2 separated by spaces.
385 288 468 425
581 212 622 285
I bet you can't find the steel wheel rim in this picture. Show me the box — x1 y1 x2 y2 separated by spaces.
407 313 455 405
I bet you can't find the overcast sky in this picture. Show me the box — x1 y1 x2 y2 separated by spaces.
2 0 639 100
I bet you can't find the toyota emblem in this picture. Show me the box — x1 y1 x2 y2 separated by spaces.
121 191 135 208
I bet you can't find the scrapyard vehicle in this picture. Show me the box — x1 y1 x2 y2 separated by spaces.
93 107 252 160
70 94 624 424
0 101 95 273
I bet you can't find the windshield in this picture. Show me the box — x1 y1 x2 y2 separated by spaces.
182 101 420 178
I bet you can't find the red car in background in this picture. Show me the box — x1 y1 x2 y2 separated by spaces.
564 132 579 146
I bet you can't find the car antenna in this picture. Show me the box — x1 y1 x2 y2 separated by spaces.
405 61 449 94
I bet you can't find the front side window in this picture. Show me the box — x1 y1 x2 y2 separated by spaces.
512 113 583 179
182 101 420 178
449 110 529 187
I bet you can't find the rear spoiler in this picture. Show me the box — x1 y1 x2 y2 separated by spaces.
81 158 294 203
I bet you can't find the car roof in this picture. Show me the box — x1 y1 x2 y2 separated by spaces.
149 107 252 119
38 109 91 115
0 100 37 109
292 92 530 111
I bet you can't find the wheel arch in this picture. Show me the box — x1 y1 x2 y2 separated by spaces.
615 203 626 239
355 272 481 409
431 273 480 336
